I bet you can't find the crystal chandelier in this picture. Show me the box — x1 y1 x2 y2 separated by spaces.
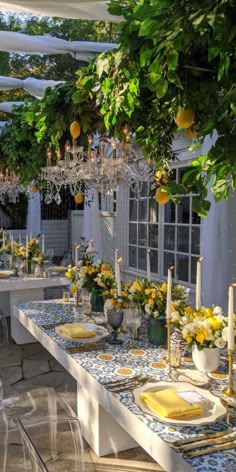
0 168 27 204
41 124 155 204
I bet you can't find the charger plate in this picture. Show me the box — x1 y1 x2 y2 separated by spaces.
170 368 209 386
55 322 109 344
133 381 227 426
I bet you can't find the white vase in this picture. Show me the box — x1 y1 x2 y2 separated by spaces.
192 345 220 373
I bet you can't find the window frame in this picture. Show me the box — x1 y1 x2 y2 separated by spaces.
126 163 201 288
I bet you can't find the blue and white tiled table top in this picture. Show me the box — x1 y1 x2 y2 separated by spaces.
16 299 236 472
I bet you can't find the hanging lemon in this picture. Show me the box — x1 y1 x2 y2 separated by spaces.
31 184 39 193
185 126 198 139
155 187 170 205
155 170 169 184
175 107 195 129
70 121 81 139
74 192 84 204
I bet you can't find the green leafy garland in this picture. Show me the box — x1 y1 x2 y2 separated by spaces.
0 0 236 214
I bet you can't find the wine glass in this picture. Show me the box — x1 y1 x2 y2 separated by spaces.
107 309 124 344
125 304 143 340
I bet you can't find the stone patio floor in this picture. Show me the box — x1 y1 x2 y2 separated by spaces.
0 340 164 471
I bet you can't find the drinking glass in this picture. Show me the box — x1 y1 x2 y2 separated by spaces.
125 304 143 340
81 289 91 315
107 309 124 344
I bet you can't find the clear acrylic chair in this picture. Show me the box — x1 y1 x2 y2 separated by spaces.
0 382 84 471
0 308 9 346
15 415 84 471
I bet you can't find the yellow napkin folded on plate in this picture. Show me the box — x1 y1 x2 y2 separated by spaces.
140 388 203 419
60 324 96 339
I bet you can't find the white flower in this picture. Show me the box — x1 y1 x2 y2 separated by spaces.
222 326 228 342
129 286 136 294
213 306 223 316
144 304 151 314
215 337 226 348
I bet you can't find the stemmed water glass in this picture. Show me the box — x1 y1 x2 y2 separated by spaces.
107 309 124 344
125 303 143 340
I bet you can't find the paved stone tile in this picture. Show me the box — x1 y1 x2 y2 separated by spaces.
23 342 53 361
13 371 74 393
49 358 66 372
0 365 22 385
0 345 22 368
23 358 50 379
2 382 20 399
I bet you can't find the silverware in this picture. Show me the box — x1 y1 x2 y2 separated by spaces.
178 431 236 452
184 440 236 458
104 375 143 388
66 343 106 353
173 428 233 447
106 375 153 392
41 322 63 330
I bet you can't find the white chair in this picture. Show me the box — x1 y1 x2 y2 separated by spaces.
0 383 84 471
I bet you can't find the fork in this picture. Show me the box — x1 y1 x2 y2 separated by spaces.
105 375 154 392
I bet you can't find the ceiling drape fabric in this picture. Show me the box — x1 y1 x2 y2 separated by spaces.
0 101 26 113
200 132 229 313
26 189 41 238
0 1 121 22
82 189 102 262
0 31 116 59
0 77 64 99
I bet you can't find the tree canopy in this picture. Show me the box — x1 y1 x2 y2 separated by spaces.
0 1 236 214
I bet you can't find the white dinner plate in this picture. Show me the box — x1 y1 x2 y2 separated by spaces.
55 323 109 343
47 266 67 274
170 368 209 386
0 270 14 279
133 381 227 426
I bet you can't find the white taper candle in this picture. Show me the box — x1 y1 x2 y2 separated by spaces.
196 257 203 310
42 234 45 254
166 266 173 319
11 235 14 254
147 248 151 282
116 257 123 298
75 244 80 280
26 235 29 260
228 284 235 350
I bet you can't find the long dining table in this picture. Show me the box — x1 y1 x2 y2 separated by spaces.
0 275 68 344
13 299 236 472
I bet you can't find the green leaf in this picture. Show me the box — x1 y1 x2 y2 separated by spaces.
208 47 220 61
96 58 110 79
167 70 182 88
140 45 153 67
139 19 157 37
218 53 230 81
155 78 168 98
167 49 178 70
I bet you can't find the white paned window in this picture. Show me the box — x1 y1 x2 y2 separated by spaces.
128 167 200 285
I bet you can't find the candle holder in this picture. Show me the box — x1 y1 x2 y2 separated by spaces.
222 349 236 398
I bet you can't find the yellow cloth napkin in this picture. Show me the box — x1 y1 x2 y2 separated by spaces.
59 324 96 339
140 388 203 419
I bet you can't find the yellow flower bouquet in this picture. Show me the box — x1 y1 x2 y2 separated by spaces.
180 306 227 350
129 278 186 319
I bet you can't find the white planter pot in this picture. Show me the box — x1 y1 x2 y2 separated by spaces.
192 345 220 373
